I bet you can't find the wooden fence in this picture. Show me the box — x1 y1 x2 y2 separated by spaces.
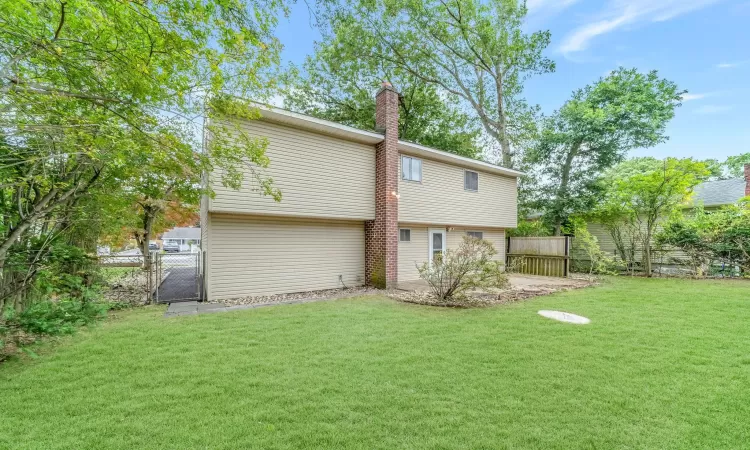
506 236 571 277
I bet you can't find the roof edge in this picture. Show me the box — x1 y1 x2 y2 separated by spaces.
245 102 524 178
397 140 524 178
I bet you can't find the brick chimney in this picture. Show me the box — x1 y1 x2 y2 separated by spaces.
745 164 750 197
365 82 399 289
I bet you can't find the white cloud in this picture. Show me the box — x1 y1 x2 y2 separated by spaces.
560 0 721 55
694 104 732 114
716 61 747 69
681 93 708 101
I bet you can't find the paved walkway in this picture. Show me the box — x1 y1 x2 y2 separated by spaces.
163 291 369 318
397 274 590 292
157 267 202 303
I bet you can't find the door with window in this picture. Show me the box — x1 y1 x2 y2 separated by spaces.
428 228 445 265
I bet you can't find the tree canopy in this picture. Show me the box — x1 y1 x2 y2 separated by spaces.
589 157 710 275
284 55 482 158
525 68 685 233
1 0 286 304
309 0 553 167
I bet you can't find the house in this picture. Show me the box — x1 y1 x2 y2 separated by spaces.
161 227 202 252
200 82 522 301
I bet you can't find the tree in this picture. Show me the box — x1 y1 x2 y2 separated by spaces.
312 0 554 167
725 153 750 178
0 0 285 300
525 68 685 234
284 48 482 157
591 157 710 276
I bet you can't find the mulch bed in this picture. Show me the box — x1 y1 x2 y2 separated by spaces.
390 280 596 308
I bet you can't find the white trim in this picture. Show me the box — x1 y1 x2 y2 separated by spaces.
464 169 479 192
399 228 412 242
401 155 422 182
250 103 384 145
466 231 484 239
428 227 446 266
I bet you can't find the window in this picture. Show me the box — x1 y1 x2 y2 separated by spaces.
467 231 483 240
401 156 422 182
400 229 411 242
464 170 478 191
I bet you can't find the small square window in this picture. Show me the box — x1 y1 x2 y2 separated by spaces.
467 231 483 240
401 156 422 182
400 229 411 242
464 170 478 191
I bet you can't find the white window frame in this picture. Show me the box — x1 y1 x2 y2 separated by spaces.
399 228 411 242
401 156 422 182
428 227 446 267
466 231 483 240
464 170 479 192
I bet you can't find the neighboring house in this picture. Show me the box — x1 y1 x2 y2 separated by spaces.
161 227 201 252
200 83 522 301
587 165 750 265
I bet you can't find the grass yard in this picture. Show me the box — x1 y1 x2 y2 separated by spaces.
1 277 749 449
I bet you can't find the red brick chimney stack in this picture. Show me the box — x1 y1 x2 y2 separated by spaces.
365 81 400 289
744 163 750 197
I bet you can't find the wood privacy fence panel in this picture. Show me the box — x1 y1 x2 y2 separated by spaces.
506 237 570 277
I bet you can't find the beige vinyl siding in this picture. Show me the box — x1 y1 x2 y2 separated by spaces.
206 214 365 300
584 221 690 265
397 225 506 281
209 118 375 220
447 227 506 263
398 226 428 281
398 154 517 228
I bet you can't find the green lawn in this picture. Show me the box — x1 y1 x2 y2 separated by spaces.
2 277 749 449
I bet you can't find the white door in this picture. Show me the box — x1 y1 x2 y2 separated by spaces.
428 228 446 265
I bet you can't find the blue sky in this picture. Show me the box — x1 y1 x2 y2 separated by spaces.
275 0 750 160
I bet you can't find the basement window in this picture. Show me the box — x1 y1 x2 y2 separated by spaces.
467 231 483 240
464 170 479 191
400 229 411 242
401 156 422 182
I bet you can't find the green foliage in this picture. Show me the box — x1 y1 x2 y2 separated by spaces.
590 157 710 275
1 0 286 302
526 68 684 232
565 218 616 275
417 236 509 303
6 298 106 336
657 202 750 276
284 63 482 157
507 220 553 237
724 153 750 178
310 0 553 167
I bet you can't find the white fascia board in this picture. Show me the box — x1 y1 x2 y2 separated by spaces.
252 104 384 145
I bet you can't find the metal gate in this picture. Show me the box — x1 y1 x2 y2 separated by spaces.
153 252 203 303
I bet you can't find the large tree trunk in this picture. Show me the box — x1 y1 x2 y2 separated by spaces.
643 227 653 277
554 143 581 235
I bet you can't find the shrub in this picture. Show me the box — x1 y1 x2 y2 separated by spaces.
4 298 107 337
567 218 617 275
417 236 509 304
507 220 553 237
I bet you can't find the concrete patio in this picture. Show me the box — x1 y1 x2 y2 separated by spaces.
396 274 591 292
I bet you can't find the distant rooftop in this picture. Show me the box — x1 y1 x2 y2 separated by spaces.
690 177 747 207
162 227 201 240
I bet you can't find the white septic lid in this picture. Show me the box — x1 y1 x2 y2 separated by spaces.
538 310 591 324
